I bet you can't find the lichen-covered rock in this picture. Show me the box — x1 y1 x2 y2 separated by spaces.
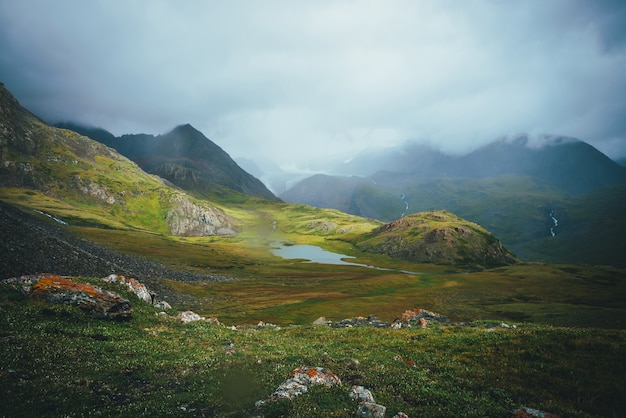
327 309 449 329
102 274 152 303
154 300 172 311
357 402 386 418
330 314 391 328
28 275 131 319
177 310 204 323
256 366 341 407
400 308 450 327
312 316 329 325
349 385 375 403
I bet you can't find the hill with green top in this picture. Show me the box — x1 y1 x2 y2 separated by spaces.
354 211 518 269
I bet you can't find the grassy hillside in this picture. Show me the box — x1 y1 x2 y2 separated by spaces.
1 276 625 417
353 210 517 269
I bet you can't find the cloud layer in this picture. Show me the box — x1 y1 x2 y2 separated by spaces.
1 0 625 165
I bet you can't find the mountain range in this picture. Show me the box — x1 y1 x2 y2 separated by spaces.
1 81 520 273
2 79 625 268
281 135 626 267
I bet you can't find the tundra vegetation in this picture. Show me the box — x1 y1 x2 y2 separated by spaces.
1 84 625 416
1 190 625 417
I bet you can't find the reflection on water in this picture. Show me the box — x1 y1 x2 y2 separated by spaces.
270 243 421 275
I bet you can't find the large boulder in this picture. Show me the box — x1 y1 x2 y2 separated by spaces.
28 275 132 319
102 274 152 303
167 193 237 236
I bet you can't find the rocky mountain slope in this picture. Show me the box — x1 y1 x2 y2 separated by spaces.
354 210 517 269
57 122 279 201
0 82 237 237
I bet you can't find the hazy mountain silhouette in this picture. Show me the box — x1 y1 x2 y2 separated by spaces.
331 135 626 194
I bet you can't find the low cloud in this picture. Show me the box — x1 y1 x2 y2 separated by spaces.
1 0 625 165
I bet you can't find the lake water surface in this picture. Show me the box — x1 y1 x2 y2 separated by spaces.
270 243 421 274
270 243 362 266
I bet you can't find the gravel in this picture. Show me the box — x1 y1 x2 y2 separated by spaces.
0 200 233 301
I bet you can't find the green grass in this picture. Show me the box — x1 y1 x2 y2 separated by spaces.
1 278 624 417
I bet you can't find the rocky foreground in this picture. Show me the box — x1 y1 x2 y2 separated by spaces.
0 200 232 300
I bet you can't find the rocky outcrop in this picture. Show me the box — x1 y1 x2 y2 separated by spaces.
326 309 450 329
177 310 204 323
398 308 450 328
257 367 408 417
167 193 237 236
2 273 177 319
330 314 394 329
102 274 152 303
349 385 375 403
357 402 386 418
16 274 132 319
256 366 341 406
176 310 221 325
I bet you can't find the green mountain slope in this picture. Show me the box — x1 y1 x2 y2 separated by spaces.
57 122 280 202
0 82 236 236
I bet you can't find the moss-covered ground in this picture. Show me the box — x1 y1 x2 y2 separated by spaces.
1 279 625 417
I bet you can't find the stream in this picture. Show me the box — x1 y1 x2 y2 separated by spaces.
549 210 559 237
400 192 409 218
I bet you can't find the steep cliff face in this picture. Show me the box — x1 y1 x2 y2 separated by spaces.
355 211 517 269
167 193 237 236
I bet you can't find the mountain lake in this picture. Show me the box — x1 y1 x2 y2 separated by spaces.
270 243 421 274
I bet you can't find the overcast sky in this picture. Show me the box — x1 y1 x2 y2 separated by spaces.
1 0 625 167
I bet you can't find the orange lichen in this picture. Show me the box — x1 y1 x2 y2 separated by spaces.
29 274 132 318
32 275 102 297
290 366 340 386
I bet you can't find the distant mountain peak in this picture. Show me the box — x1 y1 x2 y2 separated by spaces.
57 121 280 201
170 123 198 134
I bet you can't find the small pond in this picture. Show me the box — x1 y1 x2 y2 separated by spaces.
270 242 421 274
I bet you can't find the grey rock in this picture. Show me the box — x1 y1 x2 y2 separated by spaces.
357 402 386 418
349 385 375 403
